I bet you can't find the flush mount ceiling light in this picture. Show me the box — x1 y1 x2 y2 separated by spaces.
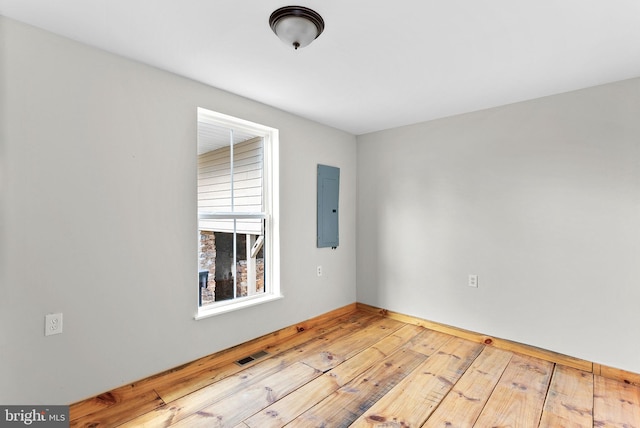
269 6 325 50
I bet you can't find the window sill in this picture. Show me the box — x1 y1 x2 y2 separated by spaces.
194 293 284 320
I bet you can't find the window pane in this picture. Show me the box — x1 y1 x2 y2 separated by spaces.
198 227 266 305
198 124 263 215
198 230 233 304
236 219 265 298
198 122 233 215
232 137 264 213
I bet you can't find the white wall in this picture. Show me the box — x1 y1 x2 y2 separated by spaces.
0 16 356 404
357 77 640 373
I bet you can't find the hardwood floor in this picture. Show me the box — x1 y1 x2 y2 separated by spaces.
70 309 640 427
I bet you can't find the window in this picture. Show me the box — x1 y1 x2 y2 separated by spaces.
196 108 280 318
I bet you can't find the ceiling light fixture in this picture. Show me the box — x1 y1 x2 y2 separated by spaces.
269 6 325 50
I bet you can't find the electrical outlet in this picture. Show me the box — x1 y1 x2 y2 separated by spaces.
468 274 478 288
45 313 63 336
317 265 323 277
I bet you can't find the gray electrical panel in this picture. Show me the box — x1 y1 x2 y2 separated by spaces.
317 164 339 248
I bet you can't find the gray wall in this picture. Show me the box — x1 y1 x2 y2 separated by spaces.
357 77 640 373
0 16 356 404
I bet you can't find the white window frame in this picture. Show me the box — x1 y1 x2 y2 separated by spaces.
195 108 281 320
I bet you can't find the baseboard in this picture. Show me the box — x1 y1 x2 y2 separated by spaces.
71 300 639 420
70 302 358 418
594 363 640 386
356 302 640 386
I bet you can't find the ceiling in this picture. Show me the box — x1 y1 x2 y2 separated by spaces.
1 1 639 135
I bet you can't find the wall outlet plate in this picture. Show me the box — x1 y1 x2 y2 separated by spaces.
45 313 63 336
468 274 478 288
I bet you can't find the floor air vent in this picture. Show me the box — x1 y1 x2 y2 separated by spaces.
235 350 269 366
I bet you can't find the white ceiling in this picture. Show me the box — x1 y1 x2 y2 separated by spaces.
1 1 639 135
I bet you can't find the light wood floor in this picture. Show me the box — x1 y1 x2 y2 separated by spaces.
70 309 640 427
